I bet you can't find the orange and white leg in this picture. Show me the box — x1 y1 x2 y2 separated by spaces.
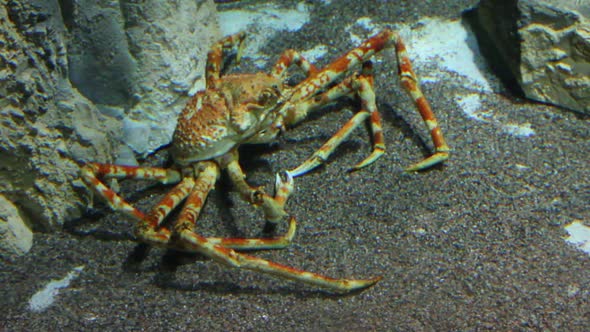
392 33 450 171
80 163 182 220
181 229 382 292
135 177 198 245
173 162 380 292
272 49 319 79
285 29 449 171
81 163 186 244
208 216 297 251
205 32 246 89
82 161 295 250
287 67 385 177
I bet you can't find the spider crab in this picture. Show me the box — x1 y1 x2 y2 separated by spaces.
81 29 449 293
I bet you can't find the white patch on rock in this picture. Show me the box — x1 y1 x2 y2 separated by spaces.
114 144 139 166
29 266 85 312
564 221 590 255
122 117 153 154
302 44 329 63
219 2 310 67
346 17 378 45
400 18 492 92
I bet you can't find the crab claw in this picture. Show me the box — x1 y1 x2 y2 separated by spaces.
259 171 295 224
275 170 294 200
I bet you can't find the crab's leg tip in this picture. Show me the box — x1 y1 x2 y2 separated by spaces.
343 276 383 292
370 275 384 285
285 215 297 240
287 167 304 178
288 159 322 178
404 151 450 172
350 149 385 171
363 276 383 286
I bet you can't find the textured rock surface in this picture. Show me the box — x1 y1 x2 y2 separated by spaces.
64 0 220 156
476 0 590 114
0 194 33 258
0 0 118 232
0 0 219 238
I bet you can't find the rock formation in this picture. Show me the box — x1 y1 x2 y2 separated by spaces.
475 0 589 114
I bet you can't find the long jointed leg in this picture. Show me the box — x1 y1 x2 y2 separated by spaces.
153 161 293 251
206 31 246 89
288 68 385 177
179 228 381 292
272 48 319 79
81 163 182 221
208 216 297 251
136 177 197 245
392 34 450 171
173 162 380 292
283 29 449 172
285 31 398 103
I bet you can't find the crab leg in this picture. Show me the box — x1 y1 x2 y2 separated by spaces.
206 32 246 89
174 162 381 292
273 49 320 78
183 230 382 292
136 177 198 245
288 66 384 177
82 161 298 250
80 163 182 221
207 216 297 250
392 33 450 171
81 163 188 244
284 29 449 171
81 163 181 184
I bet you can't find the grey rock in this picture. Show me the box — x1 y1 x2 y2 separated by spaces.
65 0 220 154
1 0 118 231
476 0 590 114
0 0 219 231
0 194 33 259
